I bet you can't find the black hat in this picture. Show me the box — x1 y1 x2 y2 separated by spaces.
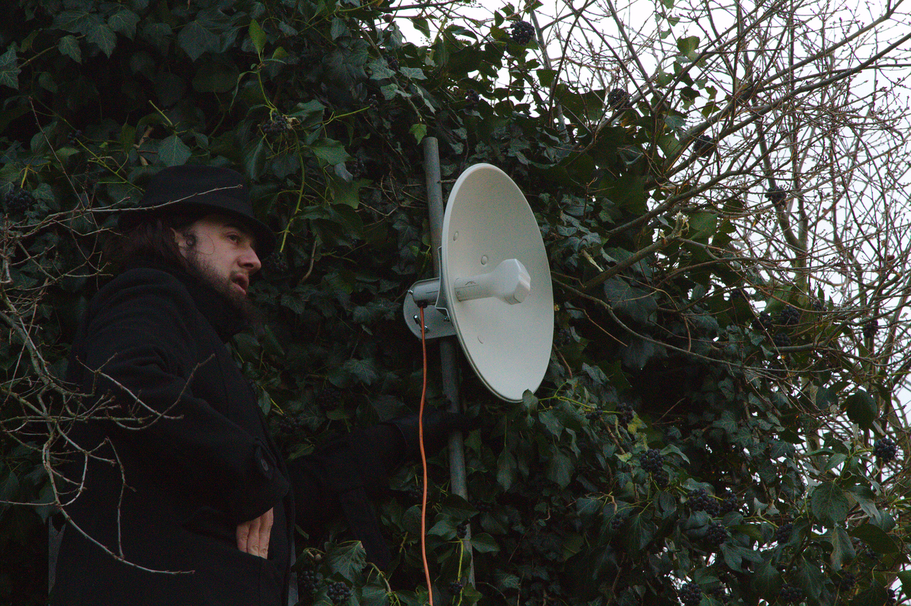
119 165 276 256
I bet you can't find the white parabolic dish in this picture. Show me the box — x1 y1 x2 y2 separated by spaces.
441 164 554 402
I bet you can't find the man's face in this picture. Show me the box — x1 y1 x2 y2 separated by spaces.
176 213 262 299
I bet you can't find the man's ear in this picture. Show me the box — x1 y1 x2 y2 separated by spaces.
173 228 195 257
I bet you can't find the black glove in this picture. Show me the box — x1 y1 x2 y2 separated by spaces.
383 407 480 461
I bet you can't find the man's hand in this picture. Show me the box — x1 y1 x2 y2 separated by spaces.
236 508 273 558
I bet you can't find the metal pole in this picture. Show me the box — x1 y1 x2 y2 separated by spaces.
422 138 475 585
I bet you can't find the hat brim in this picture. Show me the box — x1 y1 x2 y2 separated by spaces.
118 198 276 257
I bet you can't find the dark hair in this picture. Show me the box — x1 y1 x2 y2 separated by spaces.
103 212 202 271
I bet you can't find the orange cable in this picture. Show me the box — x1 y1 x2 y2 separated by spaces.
418 306 434 606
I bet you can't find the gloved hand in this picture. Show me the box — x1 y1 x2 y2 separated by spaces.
383 407 480 461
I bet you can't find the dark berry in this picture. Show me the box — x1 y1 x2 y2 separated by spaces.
67 129 83 144
653 469 670 488
693 134 715 158
778 305 801 326
465 89 480 106
873 437 898 462
326 581 352 605
262 115 290 135
509 20 535 45
766 184 787 206
718 491 739 514
315 387 341 411
811 298 825 312
774 522 793 544
779 584 803 603
586 410 600 421
678 582 702 606
687 488 719 516
772 332 791 348
753 311 774 332
456 521 469 539
298 569 322 595
610 515 625 532
729 288 748 303
886 588 897 606
607 88 632 110
384 52 399 70
3 186 34 215
862 319 879 340
706 521 727 547
448 581 464 594
834 571 855 591
640 449 664 473
616 402 635 426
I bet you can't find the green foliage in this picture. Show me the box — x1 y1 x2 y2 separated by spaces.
1 1 908 605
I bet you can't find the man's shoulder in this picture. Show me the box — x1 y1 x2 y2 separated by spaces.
90 265 196 315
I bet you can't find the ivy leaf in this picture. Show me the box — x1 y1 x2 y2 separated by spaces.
108 9 140 39
57 36 81 63
0 46 19 89
310 138 349 165
158 135 191 167
342 358 379 385
325 541 366 581
826 526 855 569
249 19 266 55
178 20 220 61
844 390 877 429
409 123 427 144
87 24 116 57
810 482 849 527
545 450 573 488
497 448 516 491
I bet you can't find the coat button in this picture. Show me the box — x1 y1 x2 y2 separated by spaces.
259 457 270 473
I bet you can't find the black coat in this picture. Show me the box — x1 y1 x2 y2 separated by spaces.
51 264 397 606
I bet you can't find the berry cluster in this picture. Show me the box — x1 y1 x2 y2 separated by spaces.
693 134 715 158
326 581 352 605
753 311 774 332
315 387 342 411
276 412 307 436
709 585 730 604
678 582 702 606
640 449 664 473
706 521 727 547
616 402 635 426
509 20 535 45
298 569 322 595
448 581 464 594
3 186 34 215
264 252 289 275
774 522 793 544
834 571 856 591
610 515 625 532
718 491 739 514
729 288 748 303
384 52 399 70
456 521 469 539
465 89 480 106
607 88 632 110
778 305 801 326
261 115 290 135
779 584 803 603
873 437 898 462
687 488 719 516
863 319 879 340
766 184 787 206
773 332 792 348
586 409 601 421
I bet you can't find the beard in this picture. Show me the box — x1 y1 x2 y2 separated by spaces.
183 252 263 327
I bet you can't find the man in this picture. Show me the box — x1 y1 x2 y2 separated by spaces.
51 165 468 606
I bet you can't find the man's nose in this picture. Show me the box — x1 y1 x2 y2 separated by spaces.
241 247 262 273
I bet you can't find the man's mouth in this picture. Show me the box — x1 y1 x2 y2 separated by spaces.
231 274 249 296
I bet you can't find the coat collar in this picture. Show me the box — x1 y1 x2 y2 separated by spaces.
126 260 248 341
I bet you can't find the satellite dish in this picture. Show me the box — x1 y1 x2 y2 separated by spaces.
404 164 554 402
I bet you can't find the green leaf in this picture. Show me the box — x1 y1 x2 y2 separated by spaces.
677 36 699 59
249 19 266 55
497 448 516 491
87 24 116 56
409 123 427 144
0 46 19 89
57 36 82 63
810 482 849 527
851 523 898 554
325 541 366 581
545 450 573 488
844 390 877 429
826 526 855 569
342 358 379 385
108 10 140 39
468 532 500 554
158 135 191 167
178 20 220 61
309 138 349 165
